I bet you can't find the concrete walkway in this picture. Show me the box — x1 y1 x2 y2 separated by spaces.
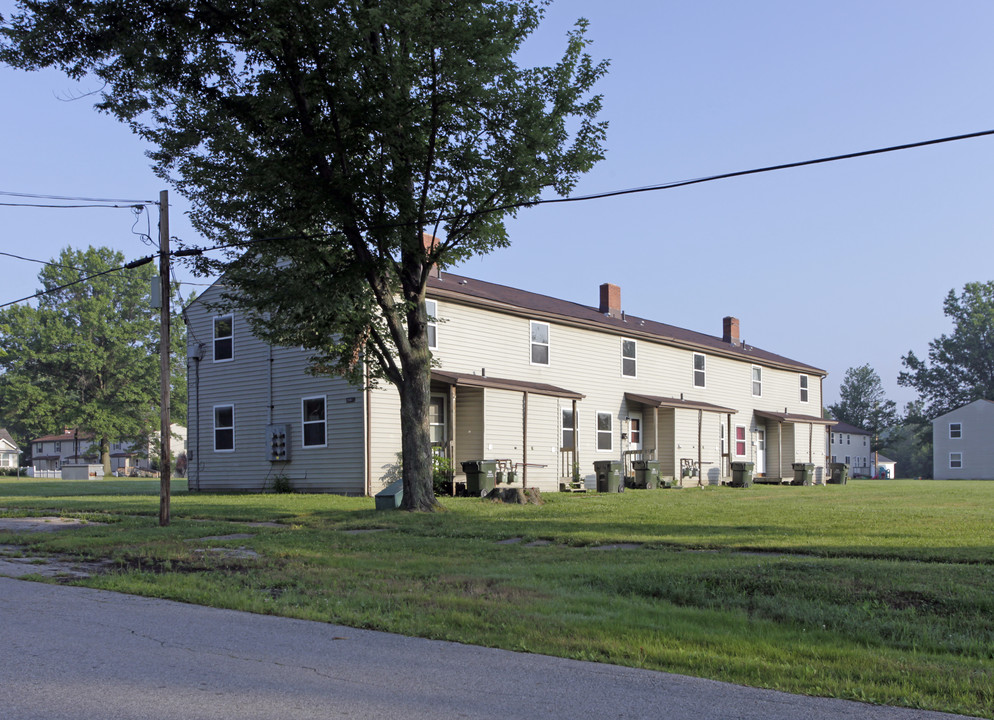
0 576 979 720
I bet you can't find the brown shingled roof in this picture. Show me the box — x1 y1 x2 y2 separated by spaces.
427 272 825 375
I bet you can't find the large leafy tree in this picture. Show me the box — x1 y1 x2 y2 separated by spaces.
828 364 897 448
1 0 608 509
899 281 994 419
0 246 186 472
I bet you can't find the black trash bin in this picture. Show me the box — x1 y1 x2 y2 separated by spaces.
828 462 849 485
593 460 624 493
461 460 497 496
791 462 815 486
632 460 661 489
730 461 755 488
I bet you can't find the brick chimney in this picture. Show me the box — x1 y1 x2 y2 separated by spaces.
723 316 740 346
422 232 440 278
599 283 621 317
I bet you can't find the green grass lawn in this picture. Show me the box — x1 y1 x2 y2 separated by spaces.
1 478 992 717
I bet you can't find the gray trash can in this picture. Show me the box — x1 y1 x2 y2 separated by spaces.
828 462 849 485
461 460 497 496
791 462 815 486
632 459 661 489
593 460 624 493
730 461 754 488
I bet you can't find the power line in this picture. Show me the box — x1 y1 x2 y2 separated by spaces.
0 190 157 204
0 251 80 271
172 127 994 255
0 254 155 310
0 201 151 209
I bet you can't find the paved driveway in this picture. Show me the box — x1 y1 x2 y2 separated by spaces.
0 576 979 720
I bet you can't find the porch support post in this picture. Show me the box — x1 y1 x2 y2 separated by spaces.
778 422 783 481
522 391 529 488
449 384 457 495
697 409 703 487
572 399 579 481
654 407 659 465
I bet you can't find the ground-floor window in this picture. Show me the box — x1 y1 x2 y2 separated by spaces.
302 396 327 448
734 425 746 456
596 412 613 451
562 408 575 450
214 405 234 451
950 452 963 469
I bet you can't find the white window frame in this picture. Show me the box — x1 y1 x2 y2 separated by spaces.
595 411 613 452
734 425 747 457
213 314 234 363
213 404 235 452
751 366 762 397
622 339 637 378
799 375 809 403
530 321 550 366
949 452 963 469
693 353 706 388
301 395 327 449
425 299 438 350
428 393 447 445
949 422 962 439
561 408 576 450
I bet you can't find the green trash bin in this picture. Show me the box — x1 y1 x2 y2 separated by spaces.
791 462 815 486
730 461 754 488
632 460 661 489
593 460 624 493
461 460 497 496
828 462 849 485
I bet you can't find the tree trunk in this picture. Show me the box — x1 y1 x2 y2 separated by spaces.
397 350 438 511
100 438 111 476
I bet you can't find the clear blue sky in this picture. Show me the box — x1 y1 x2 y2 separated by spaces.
2 0 993 411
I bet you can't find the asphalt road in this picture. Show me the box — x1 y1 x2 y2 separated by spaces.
0 576 980 720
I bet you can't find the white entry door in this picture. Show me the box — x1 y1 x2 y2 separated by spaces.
755 429 766 474
628 412 642 452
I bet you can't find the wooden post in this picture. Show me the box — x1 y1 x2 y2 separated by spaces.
158 190 171 527
697 409 703 486
778 422 783 482
449 384 457 495
572 399 579 481
522 391 528 488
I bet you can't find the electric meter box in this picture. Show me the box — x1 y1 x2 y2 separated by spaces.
267 424 291 462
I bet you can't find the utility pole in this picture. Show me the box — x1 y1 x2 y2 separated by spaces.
159 190 172 526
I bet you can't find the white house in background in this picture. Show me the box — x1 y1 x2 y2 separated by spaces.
184 261 834 495
829 421 873 477
933 399 994 480
0 429 20 468
30 426 188 476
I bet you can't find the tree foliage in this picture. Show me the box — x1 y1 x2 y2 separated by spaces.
899 281 994 419
0 246 185 470
1 0 608 508
828 364 897 446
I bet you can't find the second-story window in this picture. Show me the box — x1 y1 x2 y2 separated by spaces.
693 353 706 388
54 441 61 452
530 321 550 365
800 375 809 403
214 315 233 362
752 366 762 397
949 422 962 439
622 340 637 377
425 300 438 350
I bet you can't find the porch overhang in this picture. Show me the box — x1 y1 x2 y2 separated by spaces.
754 410 837 425
624 392 737 414
431 370 584 400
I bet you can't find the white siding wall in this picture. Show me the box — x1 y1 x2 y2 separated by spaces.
933 400 994 480
409 297 826 486
185 285 366 493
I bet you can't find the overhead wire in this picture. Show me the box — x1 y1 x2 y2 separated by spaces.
2 126 993 308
